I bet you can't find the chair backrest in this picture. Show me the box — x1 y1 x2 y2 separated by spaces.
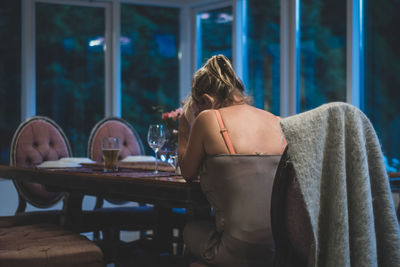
9 116 72 208
271 147 313 267
87 117 144 162
87 117 144 205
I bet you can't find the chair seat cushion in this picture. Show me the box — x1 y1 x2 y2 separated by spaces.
0 224 103 267
0 211 62 228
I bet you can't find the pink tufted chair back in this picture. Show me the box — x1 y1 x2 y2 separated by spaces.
10 116 72 208
87 117 144 205
87 117 144 162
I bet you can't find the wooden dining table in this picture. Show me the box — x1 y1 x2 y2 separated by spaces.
0 164 210 255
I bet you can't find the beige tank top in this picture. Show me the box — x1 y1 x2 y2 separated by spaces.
199 110 282 244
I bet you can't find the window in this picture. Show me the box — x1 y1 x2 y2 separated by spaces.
196 6 233 68
121 4 180 151
36 3 105 156
0 0 21 164
300 0 346 111
364 0 400 169
247 0 280 113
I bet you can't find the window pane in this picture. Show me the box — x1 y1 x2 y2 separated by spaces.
121 4 179 151
197 6 233 67
364 0 400 169
300 0 346 111
36 3 105 156
247 0 280 113
0 0 20 164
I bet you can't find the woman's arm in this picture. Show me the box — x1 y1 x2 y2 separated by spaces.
178 113 207 181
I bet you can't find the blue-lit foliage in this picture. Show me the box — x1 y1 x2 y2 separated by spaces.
247 0 280 113
36 3 105 157
364 0 400 164
121 4 180 153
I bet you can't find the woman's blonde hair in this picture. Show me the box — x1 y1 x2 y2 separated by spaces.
190 54 249 108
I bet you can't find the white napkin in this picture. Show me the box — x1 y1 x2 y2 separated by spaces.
37 160 81 168
59 157 96 164
121 155 156 162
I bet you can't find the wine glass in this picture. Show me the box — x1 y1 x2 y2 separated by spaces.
147 124 166 173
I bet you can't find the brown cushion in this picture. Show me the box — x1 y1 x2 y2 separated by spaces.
0 211 63 228
90 120 142 162
0 224 103 267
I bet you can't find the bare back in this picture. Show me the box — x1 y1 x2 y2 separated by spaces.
202 104 284 155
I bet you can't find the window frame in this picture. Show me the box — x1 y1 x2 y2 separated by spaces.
22 0 113 120
21 0 364 120
192 1 233 69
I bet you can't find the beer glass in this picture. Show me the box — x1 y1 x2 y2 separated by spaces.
102 137 120 172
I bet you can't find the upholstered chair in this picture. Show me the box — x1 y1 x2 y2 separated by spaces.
0 116 104 266
9 116 71 217
271 147 312 267
87 116 149 208
88 117 144 164
0 223 104 266
87 117 155 258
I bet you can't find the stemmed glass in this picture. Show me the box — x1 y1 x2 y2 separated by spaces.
147 124 166 173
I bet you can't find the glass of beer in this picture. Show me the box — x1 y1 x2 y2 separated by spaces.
102 137 120 172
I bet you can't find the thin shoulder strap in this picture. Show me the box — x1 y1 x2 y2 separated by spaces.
214 110 236 154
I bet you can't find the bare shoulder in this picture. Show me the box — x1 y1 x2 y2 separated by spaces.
189 110 217 135
193 109 216 125
251 106 280 120
228 104 278 120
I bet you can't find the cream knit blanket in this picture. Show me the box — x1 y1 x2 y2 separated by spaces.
280 102 400 267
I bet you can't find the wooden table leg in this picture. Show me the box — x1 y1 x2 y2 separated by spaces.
153 205 173 255
61 192 84 231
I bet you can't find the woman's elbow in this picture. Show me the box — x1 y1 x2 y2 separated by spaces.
180 166 198 181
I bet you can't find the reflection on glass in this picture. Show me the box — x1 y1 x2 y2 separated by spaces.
197 6 233 68
364 0 400 169
0 0 21 164
121 4 179 154
300 0 346 111
247 0 280 113
36 3 105 157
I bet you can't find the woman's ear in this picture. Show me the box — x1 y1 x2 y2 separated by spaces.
201 94 215 109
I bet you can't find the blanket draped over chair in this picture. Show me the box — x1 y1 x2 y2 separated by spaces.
280 102 400 267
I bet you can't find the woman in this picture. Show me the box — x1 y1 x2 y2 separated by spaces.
178 55 285 267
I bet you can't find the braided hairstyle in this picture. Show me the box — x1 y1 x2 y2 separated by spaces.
190 55 249 109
